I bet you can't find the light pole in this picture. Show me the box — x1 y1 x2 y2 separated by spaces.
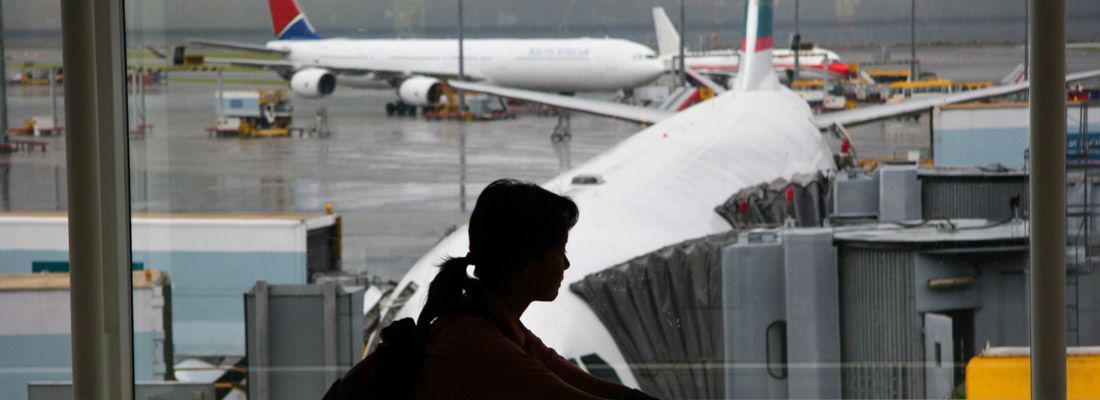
458 0 466 112
792 0 800 82
678 0 686 87
0 0 8 145
1023 0 1028 80
909 0 917 82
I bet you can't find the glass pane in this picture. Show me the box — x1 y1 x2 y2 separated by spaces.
118 0 1100 399
0 4 76 399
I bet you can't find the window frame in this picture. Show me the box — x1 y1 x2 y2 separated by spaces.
55 0 1072 398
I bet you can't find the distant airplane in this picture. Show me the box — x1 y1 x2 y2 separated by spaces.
193 0 665 118
382 0 1100 390
652 6 849 84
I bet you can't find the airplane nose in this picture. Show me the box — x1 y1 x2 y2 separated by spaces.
646 60 666 79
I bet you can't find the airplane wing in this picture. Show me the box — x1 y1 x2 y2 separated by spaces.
193 38 462 81
448 81 674 125
202 57 416 83
202 57 299 70
452 69 1100 130
188 39 289 55
813 69 1100 130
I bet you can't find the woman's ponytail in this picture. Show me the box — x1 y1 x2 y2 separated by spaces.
417 256 472 327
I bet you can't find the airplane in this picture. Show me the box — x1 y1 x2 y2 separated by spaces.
192 0 666 119
652 6 850 85
376 0 1100 393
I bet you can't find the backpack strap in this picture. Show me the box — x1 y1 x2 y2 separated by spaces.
427 311 466 337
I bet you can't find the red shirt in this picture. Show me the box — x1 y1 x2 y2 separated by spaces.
415 303 577 399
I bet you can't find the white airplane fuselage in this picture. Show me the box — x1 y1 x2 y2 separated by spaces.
385 0 836 388
267 38 667 92
673 48 844 73
387 85 836 386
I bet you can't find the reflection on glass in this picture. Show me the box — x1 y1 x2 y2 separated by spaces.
0 0 1071 398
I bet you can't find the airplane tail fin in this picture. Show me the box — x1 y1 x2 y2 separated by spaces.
268 0 321 40
736 0 780 91
652 7 680 57
1000 63 1027 85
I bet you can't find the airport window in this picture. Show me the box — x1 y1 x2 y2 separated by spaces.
4 0 1097 399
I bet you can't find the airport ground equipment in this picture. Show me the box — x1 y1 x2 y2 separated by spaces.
5 65 63 86
0 139 48 153
423 93 514 121
790 79 846 112
209 89 293 138
28 381 215 400
6 116 63 137
246 282 364 400
0 212 341 358
6 68 64 138
0 271 173 400
965 347 1100 399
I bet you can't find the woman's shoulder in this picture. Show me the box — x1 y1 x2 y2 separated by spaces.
430 313 507 343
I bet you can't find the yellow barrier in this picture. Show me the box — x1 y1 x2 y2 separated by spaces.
967 347 1100 399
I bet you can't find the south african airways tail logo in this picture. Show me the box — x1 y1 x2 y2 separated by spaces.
268 0 321 40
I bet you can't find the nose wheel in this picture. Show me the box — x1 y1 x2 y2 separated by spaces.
551 109 572 143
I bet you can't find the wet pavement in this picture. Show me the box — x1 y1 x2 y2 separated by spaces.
1 75 640 281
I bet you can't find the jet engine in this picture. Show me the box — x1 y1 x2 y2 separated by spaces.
396 76 442 106
290 68 336 98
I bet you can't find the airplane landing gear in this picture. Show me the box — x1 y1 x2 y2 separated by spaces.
385 101 417 117
551 109 572 143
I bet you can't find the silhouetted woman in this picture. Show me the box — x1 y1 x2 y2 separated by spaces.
414 179 656 400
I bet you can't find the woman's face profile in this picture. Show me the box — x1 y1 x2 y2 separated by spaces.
523 239 570 302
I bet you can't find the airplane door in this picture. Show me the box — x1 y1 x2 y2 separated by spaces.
601 53 617 79
923 313 954 399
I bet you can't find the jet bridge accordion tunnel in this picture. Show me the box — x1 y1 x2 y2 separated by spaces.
571 223 1099 400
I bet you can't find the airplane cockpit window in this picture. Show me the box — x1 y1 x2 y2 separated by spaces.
579 353 623 385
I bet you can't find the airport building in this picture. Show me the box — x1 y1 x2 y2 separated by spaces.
0 213 340 358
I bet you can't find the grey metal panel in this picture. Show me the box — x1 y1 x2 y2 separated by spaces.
723 230 787 399
878 165 921 222
974 265 1031 348
838 248 923 399
919 172 1029 219
1066 177 1100 245
1075 268 1100 345
833 171 879 218
919 172 1028 221
28 381 216 400
913 254 981 312
783 229 841 399
246 283 364 400
922 313 954 399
